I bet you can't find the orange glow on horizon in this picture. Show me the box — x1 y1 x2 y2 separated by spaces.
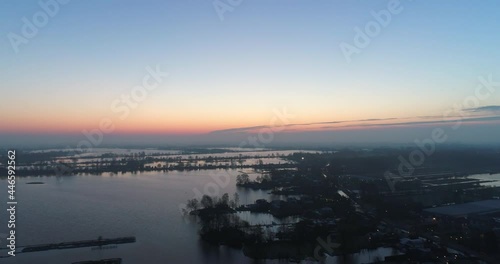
2 112 499 135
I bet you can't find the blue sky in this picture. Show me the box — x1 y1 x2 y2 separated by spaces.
1 0 500 146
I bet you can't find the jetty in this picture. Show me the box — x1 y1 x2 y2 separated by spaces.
21 236 135 253
73 258 122 264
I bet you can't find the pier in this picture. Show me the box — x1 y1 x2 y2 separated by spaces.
21 236 135 253
73 258 122 264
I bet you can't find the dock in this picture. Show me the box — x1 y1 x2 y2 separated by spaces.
73 258 122 264
21 236 135 253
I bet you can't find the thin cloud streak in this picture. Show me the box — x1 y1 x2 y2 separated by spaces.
210 115 500 134
464 105 500 113
210 117 403 134
354 115 500 128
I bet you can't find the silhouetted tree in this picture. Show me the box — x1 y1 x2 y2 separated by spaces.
201 195 214 208
236 173 250 185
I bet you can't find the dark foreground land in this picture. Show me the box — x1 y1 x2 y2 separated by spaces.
183 145 500 263
2 145 500 263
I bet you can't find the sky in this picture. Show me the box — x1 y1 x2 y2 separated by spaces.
1 0 500 147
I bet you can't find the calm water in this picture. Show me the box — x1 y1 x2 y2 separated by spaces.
0 169 397 263
468 173 500 187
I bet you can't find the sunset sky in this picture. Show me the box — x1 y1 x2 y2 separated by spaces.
1 0 500 146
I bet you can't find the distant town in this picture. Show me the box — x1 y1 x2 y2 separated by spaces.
180 145 500 262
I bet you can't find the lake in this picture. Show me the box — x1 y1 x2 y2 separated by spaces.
0 169 398 263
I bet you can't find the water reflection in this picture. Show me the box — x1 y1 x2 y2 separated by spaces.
0 169 398 263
